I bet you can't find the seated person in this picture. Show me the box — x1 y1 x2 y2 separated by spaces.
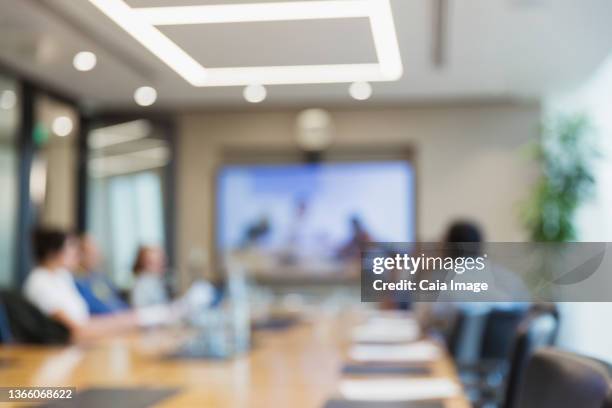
24 228 175 342
131 245 219 312
130 245 170 308
74 234 128 315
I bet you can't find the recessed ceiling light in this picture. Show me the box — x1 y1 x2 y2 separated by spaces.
243 84 267 103
52 116 73 137
73 51 97 71
0 90 17 110
349 81 372 100
134 86 157 106
88 0 403 87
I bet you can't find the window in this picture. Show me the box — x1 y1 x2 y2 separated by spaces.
87 119 172 288
0 75 19 287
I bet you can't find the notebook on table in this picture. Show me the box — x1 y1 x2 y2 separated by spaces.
35 387 179 408
252 315 299 331
342 364 431 376
324 400 444 408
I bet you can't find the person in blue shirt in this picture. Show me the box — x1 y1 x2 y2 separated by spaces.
74 234 128 315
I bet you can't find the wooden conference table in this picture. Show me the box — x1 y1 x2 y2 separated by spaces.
0 311 470 408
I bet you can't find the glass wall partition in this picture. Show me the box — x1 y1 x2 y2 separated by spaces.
0 75 19 287
87 119 174 289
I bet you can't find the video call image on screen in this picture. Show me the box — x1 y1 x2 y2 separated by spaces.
217 161 415 278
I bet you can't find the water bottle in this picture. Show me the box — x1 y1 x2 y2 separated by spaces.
226 263 251 354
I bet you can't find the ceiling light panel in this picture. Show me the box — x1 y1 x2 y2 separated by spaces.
124 0 214 6
159 18 376 68
88 0 403 87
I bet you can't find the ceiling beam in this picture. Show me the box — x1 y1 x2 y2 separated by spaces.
431 0 448 68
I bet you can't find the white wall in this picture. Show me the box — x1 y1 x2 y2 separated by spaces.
176 102 540 279
547 52 612 362
40 138 76 230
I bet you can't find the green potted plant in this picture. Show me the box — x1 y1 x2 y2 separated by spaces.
522 114 598 242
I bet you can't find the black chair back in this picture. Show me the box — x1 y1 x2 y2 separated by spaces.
0 291 70 344
446 309 467 358
479 308 526 360
503 305 559 408
603 390 612 408
516 348 611 408
0 301 12 343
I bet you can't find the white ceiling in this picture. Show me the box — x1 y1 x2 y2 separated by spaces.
0 0 611 111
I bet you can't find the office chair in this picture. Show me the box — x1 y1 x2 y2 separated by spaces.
604 390 612 408
479 308 528 361
498 304 559 408
601 385 612 408
515 348 611 408
445 308 468 358
466 304 559 408
0 301 12 343
0 291 70 344
458 307 527 385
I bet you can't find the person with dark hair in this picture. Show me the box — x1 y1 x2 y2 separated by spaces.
444 220 483 243
24 228 89 326
443 220 483 258
23 228 177 342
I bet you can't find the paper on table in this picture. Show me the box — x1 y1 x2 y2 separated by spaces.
364 310 415 320
366 315 418 326
339 378 460 401
349 341 441 363
351 322 420 343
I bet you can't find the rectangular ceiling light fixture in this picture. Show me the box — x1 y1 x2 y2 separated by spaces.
88 0 403 87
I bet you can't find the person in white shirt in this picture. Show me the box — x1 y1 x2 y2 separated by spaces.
24 228 176 342
25 267 90 325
